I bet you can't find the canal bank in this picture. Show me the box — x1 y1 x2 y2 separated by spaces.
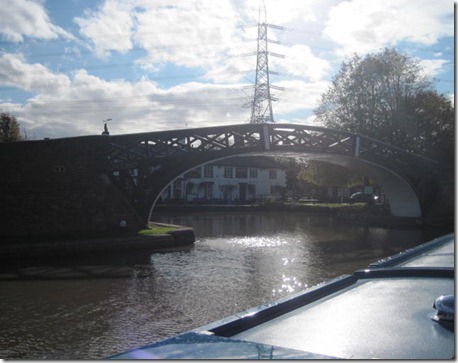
2 202 451 272
0 223 195 272
153 203 453 229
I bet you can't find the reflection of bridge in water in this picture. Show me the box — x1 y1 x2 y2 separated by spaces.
107 123 439 219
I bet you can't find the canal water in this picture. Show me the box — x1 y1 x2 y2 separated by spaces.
0 211 450 359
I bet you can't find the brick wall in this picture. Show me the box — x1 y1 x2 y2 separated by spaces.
0 136 146 240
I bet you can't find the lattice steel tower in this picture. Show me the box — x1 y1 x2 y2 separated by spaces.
249 2 283 124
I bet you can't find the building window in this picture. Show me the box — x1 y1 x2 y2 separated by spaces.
235 167 247 179
249 168 258 178
269 169 277 179
224 167 233 178
204 165 213 178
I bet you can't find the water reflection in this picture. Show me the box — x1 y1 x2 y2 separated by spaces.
273 273 303 296
0 247 157 275
227 235 288 248
1 212 450 359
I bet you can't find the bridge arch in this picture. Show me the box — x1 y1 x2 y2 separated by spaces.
147 151 422 220
107 123 438 221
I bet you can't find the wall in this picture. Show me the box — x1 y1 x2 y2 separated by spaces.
0 136 146 240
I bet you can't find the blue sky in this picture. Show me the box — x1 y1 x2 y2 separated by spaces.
0 0 454 140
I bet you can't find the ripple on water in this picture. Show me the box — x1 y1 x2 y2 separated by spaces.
1 213 448 359
227 235 288 248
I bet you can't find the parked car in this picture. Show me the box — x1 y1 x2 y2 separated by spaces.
350 192 378 204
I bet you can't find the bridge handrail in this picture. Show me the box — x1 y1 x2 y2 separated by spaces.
267 124 438 168
269 123 355 136
355 133 439 165
108 123 260 141
107 123 439 177
269 123 438 164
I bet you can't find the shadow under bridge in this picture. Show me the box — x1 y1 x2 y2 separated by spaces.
107 123 439 220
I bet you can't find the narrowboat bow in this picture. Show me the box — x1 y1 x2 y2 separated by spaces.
110 233 454 359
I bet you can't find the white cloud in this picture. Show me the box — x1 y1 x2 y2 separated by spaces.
241 0 324 25
0 0 72 42
324 0 453 55
133 0 242 69
418 59 449 78
74 0 135 58
74 0 244 67
75 0 252 80
0 53 70 93
277 114 318 126
203 55 254 83
273 79 330 114
0 55 250 138
147 81 249 128
278 45 331 81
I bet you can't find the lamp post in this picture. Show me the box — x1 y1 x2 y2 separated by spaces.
102 118 112 135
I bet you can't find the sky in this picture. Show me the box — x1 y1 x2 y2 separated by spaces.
0 0 454 140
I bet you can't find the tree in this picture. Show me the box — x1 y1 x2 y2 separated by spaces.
314 48 454 162
298 161 366 188
407 90 455 162
0 113 22 142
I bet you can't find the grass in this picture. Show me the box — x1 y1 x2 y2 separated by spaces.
137 225 178 235
286 201 368 209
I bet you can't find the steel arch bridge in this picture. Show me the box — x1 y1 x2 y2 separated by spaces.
106 123 439 220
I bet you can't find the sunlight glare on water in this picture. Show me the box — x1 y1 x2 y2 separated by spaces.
227 235 289 248
272 273 304 297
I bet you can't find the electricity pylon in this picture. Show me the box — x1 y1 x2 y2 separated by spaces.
246 1 284 124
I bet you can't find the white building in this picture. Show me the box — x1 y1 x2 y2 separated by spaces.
160 156 287 204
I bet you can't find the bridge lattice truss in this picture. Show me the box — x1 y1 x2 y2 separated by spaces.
107 123 437 179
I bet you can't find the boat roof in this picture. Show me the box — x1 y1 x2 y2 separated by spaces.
110 233 455 360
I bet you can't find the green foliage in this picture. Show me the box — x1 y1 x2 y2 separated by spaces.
314 48 454 162
407 90 455 161
277 157 302 191
298 161 367 188
0 113 22 143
